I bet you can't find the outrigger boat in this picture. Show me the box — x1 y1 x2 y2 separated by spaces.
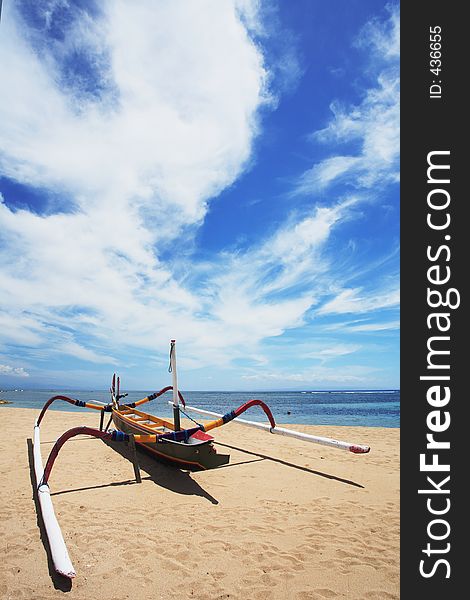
33 340 370 579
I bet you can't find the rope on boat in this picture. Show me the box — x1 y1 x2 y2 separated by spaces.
168 342 174 373
178 405 203 427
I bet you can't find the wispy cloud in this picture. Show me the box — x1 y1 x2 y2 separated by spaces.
295 4 399 194
304 343 361 360
317 287 400 316
241 364 378 386
347 320 399 333
0 364 30 378
322 319 400 333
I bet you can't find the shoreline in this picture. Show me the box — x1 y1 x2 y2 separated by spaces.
0 404 400 429
0 399 400 430
1 407 399 599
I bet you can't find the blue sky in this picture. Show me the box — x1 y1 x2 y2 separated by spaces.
0 0 399 391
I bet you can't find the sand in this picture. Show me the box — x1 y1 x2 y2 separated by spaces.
0 407 399 599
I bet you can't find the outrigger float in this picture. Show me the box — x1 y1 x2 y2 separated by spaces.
33 340 370 579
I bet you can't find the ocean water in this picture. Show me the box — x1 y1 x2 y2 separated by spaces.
0 388 399 428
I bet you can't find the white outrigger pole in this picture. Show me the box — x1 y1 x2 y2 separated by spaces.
177 404 370 454
33 422 76 578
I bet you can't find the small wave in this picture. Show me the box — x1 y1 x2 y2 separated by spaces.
306 390 398 395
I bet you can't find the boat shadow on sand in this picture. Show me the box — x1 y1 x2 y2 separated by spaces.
30 435 220 503
103 438 220 504
215 441 365 488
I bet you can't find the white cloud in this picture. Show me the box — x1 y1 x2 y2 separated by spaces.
221 198 357 293
0 311 46 347
202 199 357 348
56 342 118 365
304 343 361 360
355 4 400 60
241 364 378 385
322 319 400 333
347 320 400 332
0 364 30 378
317 287 400 316
296 156 359 191
0 1 269 224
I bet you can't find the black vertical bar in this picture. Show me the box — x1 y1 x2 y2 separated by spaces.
401 3 465 597
173 404 181 432
99 408 104 431
104 414 113 433
128 435 141 483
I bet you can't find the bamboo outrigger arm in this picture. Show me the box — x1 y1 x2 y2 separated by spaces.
36 395 112 426
33 424 145 579
35 386 187 428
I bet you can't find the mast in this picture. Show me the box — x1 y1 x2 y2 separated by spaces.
169 339 181 431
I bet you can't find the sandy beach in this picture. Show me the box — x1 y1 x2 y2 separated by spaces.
0 407 399 599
